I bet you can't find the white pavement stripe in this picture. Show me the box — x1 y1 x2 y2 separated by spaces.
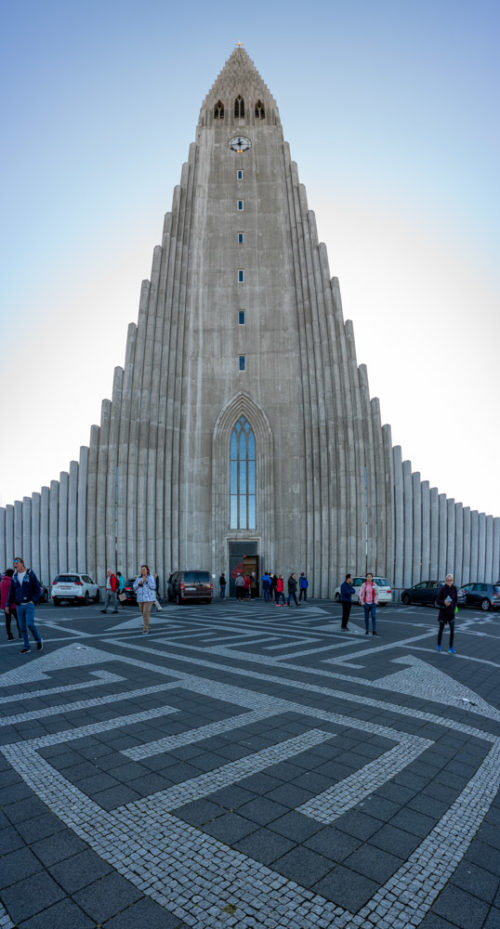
298 736 432 823
123 706 283 760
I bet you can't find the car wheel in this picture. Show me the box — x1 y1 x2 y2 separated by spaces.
401 594 410 605
53 598 60 606
93 590 100 603
84 592 89 605
334 592 340 603
176 593 183 605
480 598 491 611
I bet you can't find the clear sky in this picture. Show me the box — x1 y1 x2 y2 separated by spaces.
1 0 499 518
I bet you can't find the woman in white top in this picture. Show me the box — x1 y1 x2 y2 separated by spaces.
133 565 156 633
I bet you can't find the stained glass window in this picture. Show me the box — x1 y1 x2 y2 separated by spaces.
230 417 256 529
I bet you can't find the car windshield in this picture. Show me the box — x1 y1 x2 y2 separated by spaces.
54 575 79 583
495 586 500 594
375 578 388 586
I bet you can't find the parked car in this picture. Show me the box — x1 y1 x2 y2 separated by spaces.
402 580 466 607
38 583 49 603
51 573 100 606
460 583 500 612
167 571 213 604
334 576 392 604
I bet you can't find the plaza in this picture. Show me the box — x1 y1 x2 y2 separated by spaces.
0 596 499 928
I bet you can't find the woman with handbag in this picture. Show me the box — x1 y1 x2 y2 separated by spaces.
133 565 156 633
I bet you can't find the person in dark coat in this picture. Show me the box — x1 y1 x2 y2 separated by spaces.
1 569 21 640
287 572 299 607
436 574 458 653
340 573 354 629
6 557 43 654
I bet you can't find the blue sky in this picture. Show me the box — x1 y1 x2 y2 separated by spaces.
1 0 499 520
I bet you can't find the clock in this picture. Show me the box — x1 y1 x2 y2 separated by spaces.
229 136 251 152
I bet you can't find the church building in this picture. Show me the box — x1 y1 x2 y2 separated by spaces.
1 47 499 596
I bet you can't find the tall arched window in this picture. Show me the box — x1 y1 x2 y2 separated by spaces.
230 417 255 529
234 95 245 118
214 100 224 119
255 100 265 119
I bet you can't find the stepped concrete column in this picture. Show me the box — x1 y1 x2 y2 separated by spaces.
447 499 455 576
14 500 22 556
77 447 88 573
454 503 463 585
68 461 78 570
40 487 50 587
470 511 479 580
5 506 14 567
462 507 471 583
485 516 493 581
478 513 486 581
438 494 447 579
49 480 59 583
31 493 41 580
429 488 439 576
22 497 32 567
493 518 500 581
0 508 5 570
58 472 69 573
412 473 422 583
392 446 404 590
402 460 412 588
421 481 430 579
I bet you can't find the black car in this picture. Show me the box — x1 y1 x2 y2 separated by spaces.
167 571 212 604
401 581 466 607
401 581 442 606
461 583 500 612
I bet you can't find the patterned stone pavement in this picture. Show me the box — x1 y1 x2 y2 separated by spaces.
0 597 499 928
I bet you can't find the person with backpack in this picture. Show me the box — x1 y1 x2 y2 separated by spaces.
6 556 43 654
101 568 119 614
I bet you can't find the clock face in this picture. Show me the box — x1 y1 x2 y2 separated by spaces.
229 136 251 152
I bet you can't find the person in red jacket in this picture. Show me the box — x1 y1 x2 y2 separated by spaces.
276 575 285 607
1 569 20 640
101 568 119 614
243 574 251 600
358 573 379 635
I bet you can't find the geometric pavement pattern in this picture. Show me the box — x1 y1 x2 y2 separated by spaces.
0 600 499 929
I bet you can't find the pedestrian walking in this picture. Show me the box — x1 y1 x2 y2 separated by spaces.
153 574 162 612
287 572 299 607
436 574 458 653
6 557 43 654
116 571 127 608
219 573 227 599
359 573 379 635
101 569 119 614
270 573 278 602
276 575 285 606
133 565 157 633
1 569 21 640
299 572 309 601
340 573 354 629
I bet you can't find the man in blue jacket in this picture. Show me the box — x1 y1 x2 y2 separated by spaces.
340 573 354 630
6 556 43 654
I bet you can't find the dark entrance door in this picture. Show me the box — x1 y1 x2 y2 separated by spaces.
228 541 258 598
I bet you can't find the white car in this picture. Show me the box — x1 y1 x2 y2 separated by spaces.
51 573 100 606
334 576 392 605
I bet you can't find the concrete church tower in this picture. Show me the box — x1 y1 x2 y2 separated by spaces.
1 47 499 594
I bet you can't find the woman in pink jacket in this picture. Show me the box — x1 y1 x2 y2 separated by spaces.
358 573 379 636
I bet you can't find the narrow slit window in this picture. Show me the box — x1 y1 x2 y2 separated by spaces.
214 100 224 119
234 95 245 118
230 416 255 529
237 169 243 180
237 200 244 211
239 355 246 371
238 310 245 325
237 232 244 244
238 269 245 283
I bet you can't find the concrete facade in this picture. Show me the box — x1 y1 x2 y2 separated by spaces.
1 47 499 594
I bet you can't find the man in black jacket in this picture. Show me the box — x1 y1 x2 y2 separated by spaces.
6 556 43 655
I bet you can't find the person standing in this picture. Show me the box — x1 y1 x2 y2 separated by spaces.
219 572 227 599
153 574 162 612
436 574 458 653
299 572 309 601
6 557 43 654
261 571 271 602
133 565 157 633
270 573 278 602
101 568 119 614
235 572 245 601
340 573 354 629
287 572 299 607
116 571 126 608
243 574 251 600
1 569 21 640
359 573 379 635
